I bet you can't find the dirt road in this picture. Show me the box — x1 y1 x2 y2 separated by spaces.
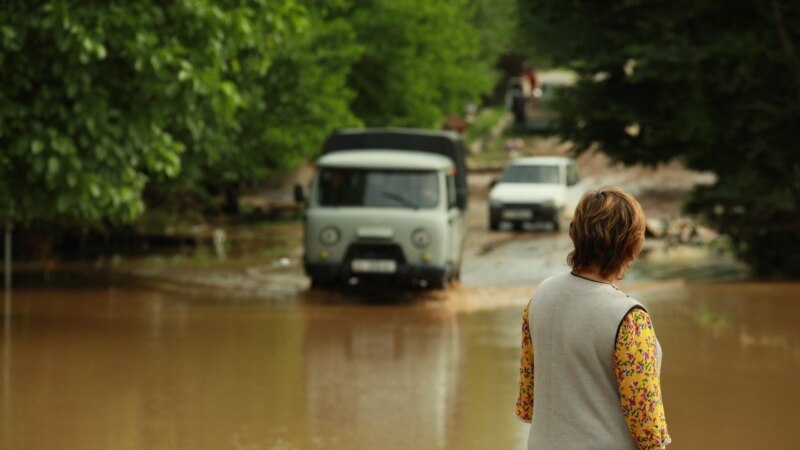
125 137 735 302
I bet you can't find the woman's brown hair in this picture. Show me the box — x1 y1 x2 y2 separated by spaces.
567 186 646 280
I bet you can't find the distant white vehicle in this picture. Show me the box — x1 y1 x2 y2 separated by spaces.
488 156 584 231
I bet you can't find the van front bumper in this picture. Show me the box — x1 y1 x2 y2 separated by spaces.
304 260 446 286
490 203 558 223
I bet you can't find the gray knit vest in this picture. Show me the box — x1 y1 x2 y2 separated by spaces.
527 272 660 450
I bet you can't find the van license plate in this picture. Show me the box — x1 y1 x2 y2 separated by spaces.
352 259 397 274
503 210 532 220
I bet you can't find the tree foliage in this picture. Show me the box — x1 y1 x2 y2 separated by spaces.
2 0 512 230
343 0 497 127
471 0 521 65
150 2 362 211
1 0 312 225
519 0 800 277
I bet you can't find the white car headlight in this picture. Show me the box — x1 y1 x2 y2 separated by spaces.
411 228 432 248
319 226 340 246
490 198 503 208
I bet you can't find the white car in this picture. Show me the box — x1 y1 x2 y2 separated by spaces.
488 156 583 231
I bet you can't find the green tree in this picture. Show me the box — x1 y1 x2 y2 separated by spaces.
519 0 800 277
152 2 362 213
471 0 521 65
342 0 497 127
172 0 518 211
1 0 516 234
0 0 323 226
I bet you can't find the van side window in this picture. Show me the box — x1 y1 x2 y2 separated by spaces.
447 174 457 208
567 164 580 186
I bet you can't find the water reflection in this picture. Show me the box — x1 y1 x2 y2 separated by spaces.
643 282 800 449
0 281 798 449
303 305 458 448
2 286 11 450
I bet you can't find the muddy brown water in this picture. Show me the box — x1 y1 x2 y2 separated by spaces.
1 280 799 449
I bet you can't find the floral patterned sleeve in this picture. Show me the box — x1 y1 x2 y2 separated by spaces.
614 308 671 449
515 300 534 422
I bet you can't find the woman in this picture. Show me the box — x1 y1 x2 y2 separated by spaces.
515 187 670 449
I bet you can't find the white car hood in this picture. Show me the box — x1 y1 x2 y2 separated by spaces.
490 183 565 204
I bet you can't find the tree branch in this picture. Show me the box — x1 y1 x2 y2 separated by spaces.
769 0 800 101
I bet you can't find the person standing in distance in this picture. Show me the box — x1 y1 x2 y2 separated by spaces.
515 186 671 449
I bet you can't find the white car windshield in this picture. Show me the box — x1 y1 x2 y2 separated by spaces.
318 168 439 209
500 165 560 184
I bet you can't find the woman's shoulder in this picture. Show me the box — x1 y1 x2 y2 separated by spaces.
607 290 647 318
538 272 575 290
612 287 647 312
531 272 574 300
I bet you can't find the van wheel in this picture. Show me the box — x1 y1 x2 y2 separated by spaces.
551 219 561 232
489 220 499 231
429 266 451 290
430 276 448 290
310 277 331 289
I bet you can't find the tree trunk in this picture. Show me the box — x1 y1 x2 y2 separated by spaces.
4 221 10 293
223 187 240 216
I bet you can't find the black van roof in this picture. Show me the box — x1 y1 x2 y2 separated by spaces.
322 128 469 209
324 127 460 152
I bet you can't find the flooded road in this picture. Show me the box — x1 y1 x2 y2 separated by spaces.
2 280 799 449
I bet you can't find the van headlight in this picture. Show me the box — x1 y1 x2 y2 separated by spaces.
490 198 503 208
319 226 340 246
411 228 432 248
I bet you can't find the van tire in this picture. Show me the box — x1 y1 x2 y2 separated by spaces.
489 220 499 231
552 207 564 232
310 277 332 289
430 264 452 290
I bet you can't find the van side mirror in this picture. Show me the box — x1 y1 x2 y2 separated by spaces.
293 183 306 204
489 179 498 189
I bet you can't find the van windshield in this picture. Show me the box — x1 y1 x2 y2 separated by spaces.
500 165 560 184
318 168 439 209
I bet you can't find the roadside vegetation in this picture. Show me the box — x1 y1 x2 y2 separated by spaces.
0 0 517 257
518 0 800 278
464 107 508 145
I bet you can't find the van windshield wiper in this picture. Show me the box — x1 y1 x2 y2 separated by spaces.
382 191 419 209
